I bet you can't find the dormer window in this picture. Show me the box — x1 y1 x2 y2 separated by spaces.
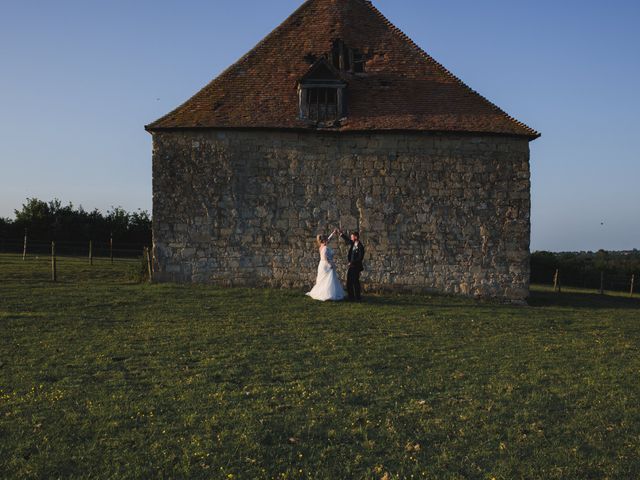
306 87 338 122
298 59 346 125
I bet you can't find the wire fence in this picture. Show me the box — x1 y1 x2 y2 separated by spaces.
533 268 637 297
0 237 148 259
0 237 152 283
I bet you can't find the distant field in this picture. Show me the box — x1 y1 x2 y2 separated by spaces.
1 254 639 479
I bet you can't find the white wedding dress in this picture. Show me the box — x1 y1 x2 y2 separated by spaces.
306 235 345 301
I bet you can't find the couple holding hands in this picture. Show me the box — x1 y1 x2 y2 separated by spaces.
306 228 365 302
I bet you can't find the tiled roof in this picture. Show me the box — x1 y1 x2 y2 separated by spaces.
146 0 540 139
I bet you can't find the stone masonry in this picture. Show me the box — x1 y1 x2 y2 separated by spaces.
152 129 531 302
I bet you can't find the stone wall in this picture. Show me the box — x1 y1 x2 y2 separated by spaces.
151 129 531 301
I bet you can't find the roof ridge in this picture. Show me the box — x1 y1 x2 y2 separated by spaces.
363 1 540 139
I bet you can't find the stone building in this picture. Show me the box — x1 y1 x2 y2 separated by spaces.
145 0 540 301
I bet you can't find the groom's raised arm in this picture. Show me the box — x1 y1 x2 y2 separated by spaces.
340 231 352 245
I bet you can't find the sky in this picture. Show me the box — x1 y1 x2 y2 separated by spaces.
1 0 638 251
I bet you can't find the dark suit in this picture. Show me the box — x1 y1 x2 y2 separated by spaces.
341 233 365 300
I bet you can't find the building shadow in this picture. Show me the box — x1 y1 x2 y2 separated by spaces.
528 290 640 310
357 289 640 311
359 293 497 310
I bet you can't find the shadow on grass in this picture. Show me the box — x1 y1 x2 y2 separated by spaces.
363 290 640 311
528 290 640 310
358 293 504 310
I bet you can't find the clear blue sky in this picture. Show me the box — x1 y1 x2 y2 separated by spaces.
1 0 638 251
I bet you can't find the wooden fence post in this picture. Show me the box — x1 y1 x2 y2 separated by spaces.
145 246 152 282
599 272 604 295
89 240 93 266
147 246 153 281
631 274 635 298
22 229 27 261
51 241 57 282
553 269 561 293
110 233 113 264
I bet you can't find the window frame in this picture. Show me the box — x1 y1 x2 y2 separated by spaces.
298 80 346 125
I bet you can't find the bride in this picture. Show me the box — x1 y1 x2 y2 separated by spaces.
306 229 345 301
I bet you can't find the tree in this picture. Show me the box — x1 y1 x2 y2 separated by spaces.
2 198 152 253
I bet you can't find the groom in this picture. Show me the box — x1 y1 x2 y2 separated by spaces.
338 229 365 301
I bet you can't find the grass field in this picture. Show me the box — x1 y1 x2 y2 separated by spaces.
1 254 639 479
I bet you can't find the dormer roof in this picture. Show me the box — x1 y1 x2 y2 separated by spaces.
299 58 345 85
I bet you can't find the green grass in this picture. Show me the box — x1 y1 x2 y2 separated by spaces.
1 253 639 479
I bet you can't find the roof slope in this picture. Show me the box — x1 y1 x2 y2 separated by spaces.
146 0 540 139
